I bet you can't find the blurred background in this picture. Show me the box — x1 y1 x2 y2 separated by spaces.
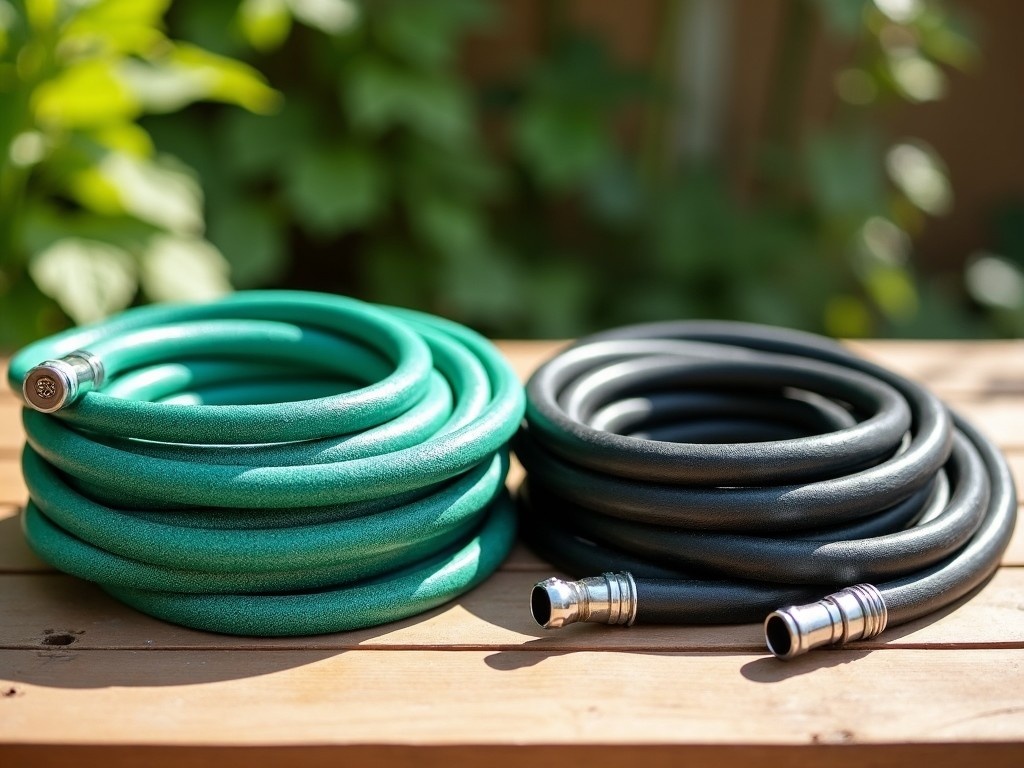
1 0 1023 350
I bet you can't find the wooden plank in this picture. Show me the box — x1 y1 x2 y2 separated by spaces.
0 505 46 572
1 649 1022 745
0 457 25 507
844 340 1024 395
493 339 562 382
4 744 1023 768
940 400 1024 450
0 567 1020 653
0 451 23 501
0 394 20 454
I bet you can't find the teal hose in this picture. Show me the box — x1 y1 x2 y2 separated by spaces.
7 291 525 636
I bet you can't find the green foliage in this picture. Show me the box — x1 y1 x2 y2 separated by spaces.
0 0 1001 347
0 0 276 347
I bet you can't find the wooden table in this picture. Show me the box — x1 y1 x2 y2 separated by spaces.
2 341 1023 767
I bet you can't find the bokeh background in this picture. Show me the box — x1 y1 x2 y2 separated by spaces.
1 0 1023 350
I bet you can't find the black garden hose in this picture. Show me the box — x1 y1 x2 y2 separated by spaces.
516 321 1016 658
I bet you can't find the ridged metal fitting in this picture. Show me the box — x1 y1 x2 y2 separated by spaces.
531 571 638 629
22 350 104 413
764 583 888 660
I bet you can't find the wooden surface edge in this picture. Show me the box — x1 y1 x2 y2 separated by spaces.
2 743 1023 768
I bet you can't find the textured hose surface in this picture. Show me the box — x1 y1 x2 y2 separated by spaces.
517 321 1016 626
8 291 524 636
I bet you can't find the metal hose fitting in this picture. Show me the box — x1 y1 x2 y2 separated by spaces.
531 571 638 629
764 583 888 660
22 350 104 413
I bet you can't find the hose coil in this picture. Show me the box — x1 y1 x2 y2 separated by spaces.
517 321 1016 656
9 291 524 636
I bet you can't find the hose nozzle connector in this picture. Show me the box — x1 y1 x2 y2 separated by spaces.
22 350 104 413
765 583 887 660
531 571 637 629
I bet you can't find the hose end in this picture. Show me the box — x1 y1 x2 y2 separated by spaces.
765 583 888 660
531 571 637 629
22 350 104 413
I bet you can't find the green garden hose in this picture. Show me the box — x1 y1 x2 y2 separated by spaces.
7 291 525 636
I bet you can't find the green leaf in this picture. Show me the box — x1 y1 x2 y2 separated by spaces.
284 145 387 236
72 152 205 235
60 0 170 56
812 0 868 38
513 100 613 189
32 60 141 129
237 0 293 51
119 43 281 114
140 234 232 302
342 58 471 143
0 1 18 57
362 238 433 309
407 193 486 257
885 140 952 216
287 0 358 35
374 0 491 67
171 0 246 56
207 198 287 288
22 204 160 256
438 245 523 327
400 140 503 201
24 0 58 31
29 238 137 323
220 103 314 178
804 129 886 222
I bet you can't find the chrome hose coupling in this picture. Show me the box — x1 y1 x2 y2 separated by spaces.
765 583 888 660
22 350 104 413
531 571 638 629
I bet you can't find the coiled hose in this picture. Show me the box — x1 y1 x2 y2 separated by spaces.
8 291 524 636
518 321 1017 658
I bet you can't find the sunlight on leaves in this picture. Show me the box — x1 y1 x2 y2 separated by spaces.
825 295 873 338
886 141 952 215
873 0 924 24
119 44 280 114
287 0 357 35
238 0 292 51
140 234 231 302
858 216 910 266
889 51 946 102
32 60 140 128
96 152 204 234
29 238 137 323
9 131 46 166
865 265 919 318
965 252 1024 310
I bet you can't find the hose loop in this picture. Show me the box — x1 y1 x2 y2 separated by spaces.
518 321 1016 642
8 291 525 636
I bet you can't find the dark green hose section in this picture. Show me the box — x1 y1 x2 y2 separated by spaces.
7 291 525 636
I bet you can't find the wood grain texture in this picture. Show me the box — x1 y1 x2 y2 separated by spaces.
3 744 1023 768
1 342 1023 764
1 649 1023 745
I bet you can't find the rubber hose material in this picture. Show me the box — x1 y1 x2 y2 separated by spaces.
517 321 1016 628
8 291 525 636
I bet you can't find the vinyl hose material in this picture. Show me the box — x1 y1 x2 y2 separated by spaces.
8 291 525 636
518 321 1016 656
